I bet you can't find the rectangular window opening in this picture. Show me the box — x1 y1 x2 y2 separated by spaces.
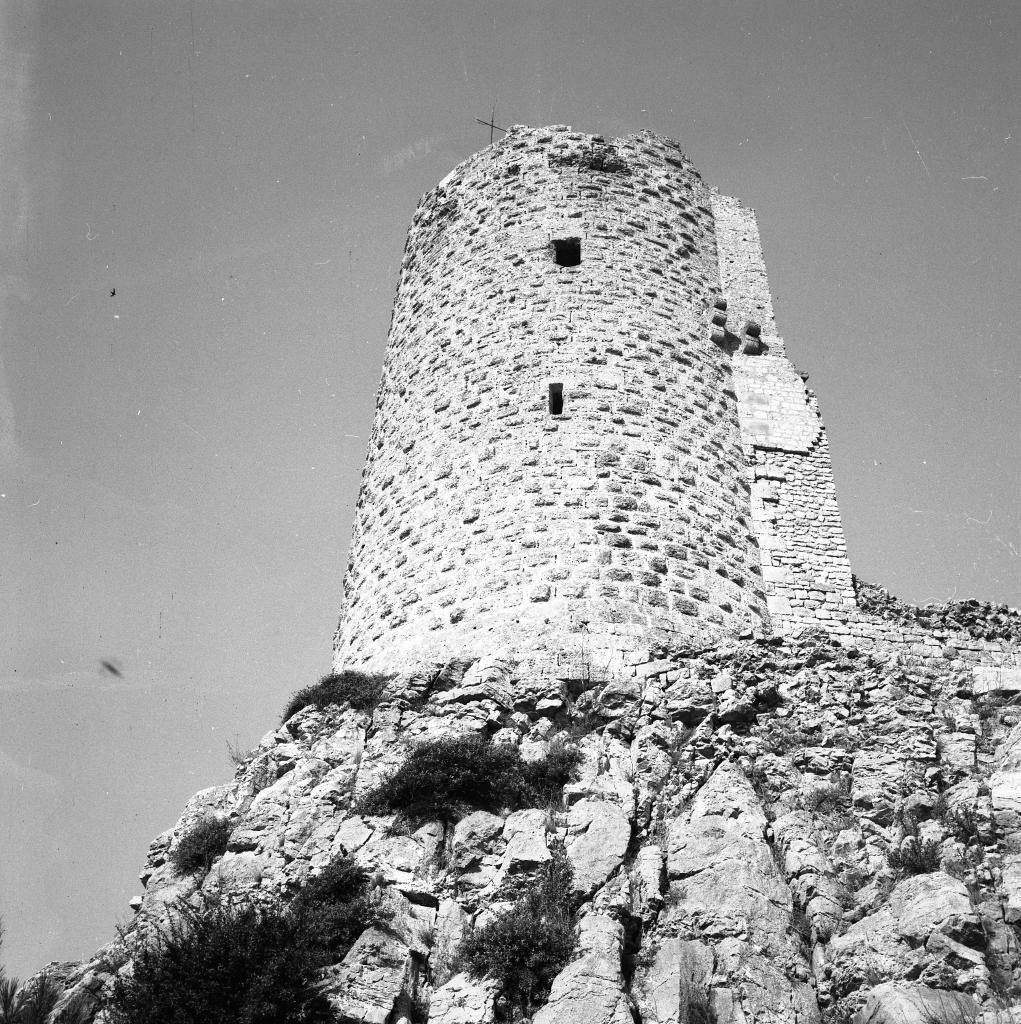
552 237 581 267
548 382 564 415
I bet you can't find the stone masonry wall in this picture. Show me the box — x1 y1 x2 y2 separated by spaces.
739 370 858 624
709 195 1016 661
710 193 859 630
334 127 770 676
711 191 780 350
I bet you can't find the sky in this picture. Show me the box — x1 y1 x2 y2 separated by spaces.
1 0 1018 979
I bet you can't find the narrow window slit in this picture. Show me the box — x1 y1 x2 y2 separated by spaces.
552 237 581 267
548 383 564 415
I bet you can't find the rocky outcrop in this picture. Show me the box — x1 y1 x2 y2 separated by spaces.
35 624 1021 1023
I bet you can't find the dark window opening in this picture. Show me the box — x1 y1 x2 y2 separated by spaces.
552 237 581 267
548 383 564 415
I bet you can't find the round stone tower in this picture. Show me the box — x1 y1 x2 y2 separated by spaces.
334 126 768 675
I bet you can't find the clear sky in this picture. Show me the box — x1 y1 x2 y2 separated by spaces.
1 0 1018 979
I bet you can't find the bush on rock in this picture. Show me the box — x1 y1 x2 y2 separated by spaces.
887 836 942 876
108 854 376 1024
457 852 576 1020
281 671 390 723
289 854 376 953
355 734 582 825
170 816 233 875
106 899 335 1024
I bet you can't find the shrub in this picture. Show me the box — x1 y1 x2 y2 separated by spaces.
356 735 582 825
520 740 584 809
171 817 233 875
107 854 380 1024
942 803 986 847
753 719 812 755
0 977 19 1022
804 780 851 816
683 986 716 1024
0 973 95 1024
0 976 59 1024
289 855 375 954
887 836 942 876
106 899 335 1024
282 671 390 723
226 735 253 768
457 853 576 1019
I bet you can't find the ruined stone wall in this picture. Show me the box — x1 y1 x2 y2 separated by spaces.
334 127 770 675
711 192 780 349
739 370 858 624
710 194 859 631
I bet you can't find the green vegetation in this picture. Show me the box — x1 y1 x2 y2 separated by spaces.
457 853 576 1020
0 977 57 1024
887 836 942 876
288 855 376 953
281 671 390 723
941 803 987 847
683 987 717 1024
170 817 233 875
107 854 375 1024
106 899 334 1024
356 734 582 825
887 806 943 876
751 718 813 755
804 780 851 815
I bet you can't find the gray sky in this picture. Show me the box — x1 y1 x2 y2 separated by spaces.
1 0 1018 978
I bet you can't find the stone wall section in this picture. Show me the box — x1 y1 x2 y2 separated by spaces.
710 192 781 353
334 127 769 676
711 193 859 631
741 374 858 625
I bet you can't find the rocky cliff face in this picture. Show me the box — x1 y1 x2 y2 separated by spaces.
42 599 1021 1024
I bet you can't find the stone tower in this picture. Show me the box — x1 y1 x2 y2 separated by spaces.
334 126 858 676
55 127 1021 1024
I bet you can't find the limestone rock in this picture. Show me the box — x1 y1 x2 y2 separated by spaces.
451 810 505 894
630 843 665 922
853 982 979 1023
431 899 470 987
893 873 981 944
830 873 984 999
852 751 904 825
428 972 498 1024
39 630 1021 1024
532 914 633 1024
501 808 551 872
325 926 418 1024
633 936 713 1024
666 763 794 953
567 734 637 808
565 798 631 898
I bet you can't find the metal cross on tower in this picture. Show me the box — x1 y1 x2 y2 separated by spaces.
474 105 507 145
